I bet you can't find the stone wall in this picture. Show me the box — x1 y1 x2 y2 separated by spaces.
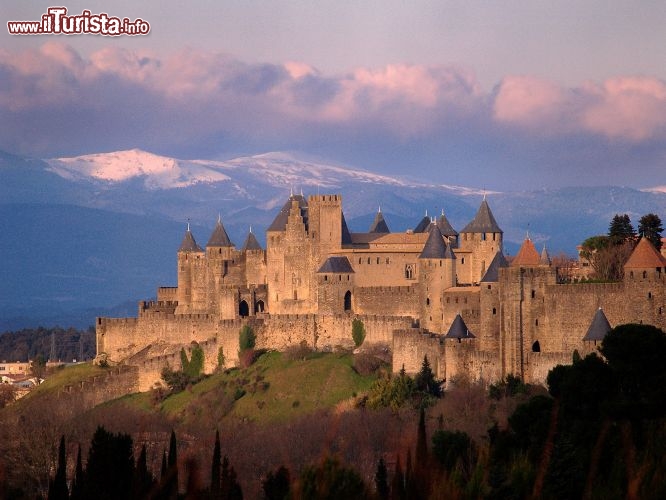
392 329 445 378
354 285 419 317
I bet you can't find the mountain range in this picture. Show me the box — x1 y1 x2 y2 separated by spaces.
1 148 665 330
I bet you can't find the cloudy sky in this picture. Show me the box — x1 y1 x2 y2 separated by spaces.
2 0 666 190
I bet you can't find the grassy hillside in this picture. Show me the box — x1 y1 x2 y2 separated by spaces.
117 351 379 426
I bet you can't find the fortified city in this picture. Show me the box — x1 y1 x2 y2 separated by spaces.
96 193 666 391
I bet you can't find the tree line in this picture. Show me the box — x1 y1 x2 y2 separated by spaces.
0 326 95 363
580 212 663 281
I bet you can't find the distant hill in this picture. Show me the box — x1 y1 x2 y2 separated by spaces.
1 149 665 326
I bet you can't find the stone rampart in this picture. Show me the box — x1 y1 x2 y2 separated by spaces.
354 286 419 316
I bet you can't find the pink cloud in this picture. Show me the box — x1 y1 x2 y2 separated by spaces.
494 74 666 142
582 77 666 141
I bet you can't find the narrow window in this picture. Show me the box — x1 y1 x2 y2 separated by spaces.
492 307 496 315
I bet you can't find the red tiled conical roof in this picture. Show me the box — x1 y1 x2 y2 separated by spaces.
624 237 666 268
511 238 541 267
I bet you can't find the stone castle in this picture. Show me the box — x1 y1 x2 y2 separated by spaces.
96 193 666 390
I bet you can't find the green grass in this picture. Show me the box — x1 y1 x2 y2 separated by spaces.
160 351 378 425
25 362 109 398
8 352 382 428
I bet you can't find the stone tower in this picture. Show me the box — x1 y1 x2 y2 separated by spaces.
175 225 204 314
458 198 503 284
418 224 456 332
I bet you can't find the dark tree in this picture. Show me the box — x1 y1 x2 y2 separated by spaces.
166 430 179 499
298 457 365 499
227 467 243 500
263 465 290 500
374 458 389 500
47 435 68 500
132 444 154 500
414 355 442 398
160 450 167 480
600 323 666 417
85 426 135 500
416 407 428 467
211 430 221 498
70 445 85 500
390 455 405 500
608 213 635 244
638 213 663 250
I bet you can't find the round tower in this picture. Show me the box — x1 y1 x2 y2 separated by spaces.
418 223 456 332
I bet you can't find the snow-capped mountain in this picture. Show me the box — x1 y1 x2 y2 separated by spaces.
46 149 490 196
47 149 230 189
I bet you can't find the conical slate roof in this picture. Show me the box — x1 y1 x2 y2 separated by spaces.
481 251 509 282
437 210 458 237
624 237 666 268
540 245 551 266
461 199 502 233
341 212 353 245
317 256 355 273
445 314 475 339
268 194 308 232
583 308 612 341
179 227 203 252
369 208 390 233
419 224 450 259
511 238 541 267
414 212 431 233
242 230 262 251
207 218 233 247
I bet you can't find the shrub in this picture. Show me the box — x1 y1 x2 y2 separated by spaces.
352 318 366 347
239 325 256 352
217 346 225 370
353 352 383 376
284 340 313 360
489 374 529 400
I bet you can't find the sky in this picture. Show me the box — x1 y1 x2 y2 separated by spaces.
2 1 666 190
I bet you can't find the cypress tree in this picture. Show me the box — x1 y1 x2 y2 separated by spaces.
375 458 389 500
263 466 290 500
228 466 243 500
133 444 154 499
211 430 221 498
220 456 230 499
48 435 68 500
161 450 168 480
416 407 428 467
167 430 179 499
70 444 85 500
390 454 405 500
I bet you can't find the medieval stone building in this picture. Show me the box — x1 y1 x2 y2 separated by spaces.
96 194 666 390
